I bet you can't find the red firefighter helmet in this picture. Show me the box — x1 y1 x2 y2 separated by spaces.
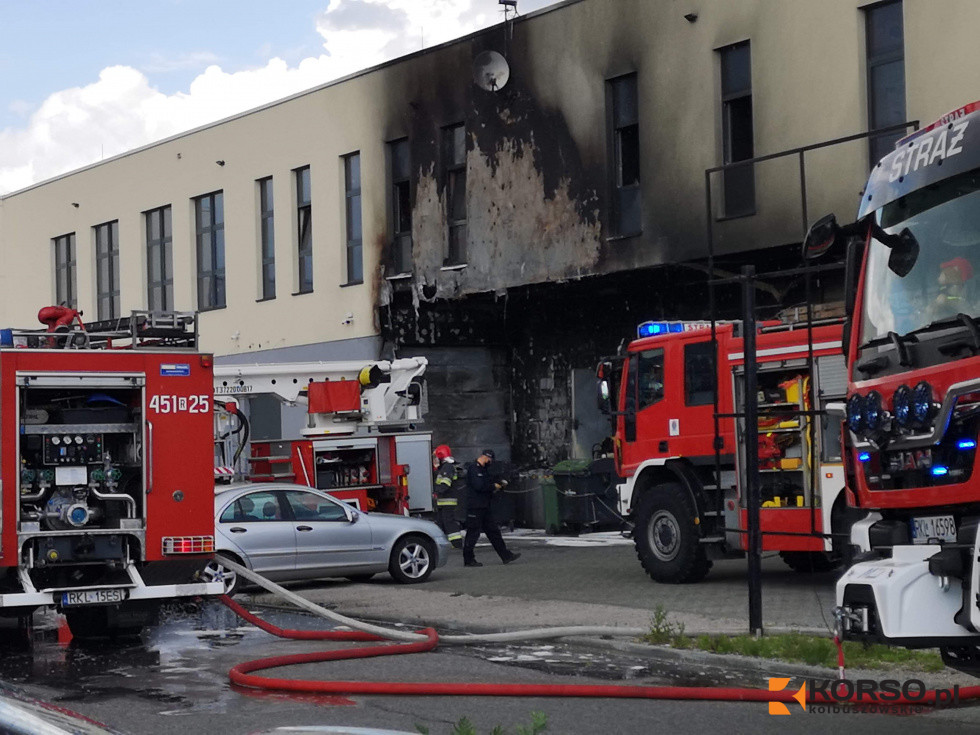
433 444 453 461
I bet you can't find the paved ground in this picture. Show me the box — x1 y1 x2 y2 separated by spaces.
252 530 839 637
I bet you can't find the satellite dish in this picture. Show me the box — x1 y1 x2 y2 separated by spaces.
473 50 510 92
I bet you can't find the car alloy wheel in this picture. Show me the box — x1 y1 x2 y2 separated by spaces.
203 558 238 595
398 541 431 580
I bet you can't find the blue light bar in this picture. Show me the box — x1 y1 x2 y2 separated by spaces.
858 452 871 462
931 465 949 477
957 439 977 450
669 322 684 333
637 321 669 338
0 329 12 347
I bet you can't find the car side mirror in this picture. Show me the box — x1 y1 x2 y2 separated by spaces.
348 507 360 523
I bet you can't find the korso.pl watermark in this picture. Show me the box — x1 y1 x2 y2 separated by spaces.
768 677 961 715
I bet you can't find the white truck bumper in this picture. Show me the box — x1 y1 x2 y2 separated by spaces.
836 544 979 645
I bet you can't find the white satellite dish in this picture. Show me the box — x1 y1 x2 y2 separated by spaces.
473 50 511 92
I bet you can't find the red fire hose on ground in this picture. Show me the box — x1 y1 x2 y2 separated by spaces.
215 559 980 708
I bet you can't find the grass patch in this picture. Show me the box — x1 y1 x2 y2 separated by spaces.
641 606 944 672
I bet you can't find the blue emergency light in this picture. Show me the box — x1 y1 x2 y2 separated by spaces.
637 321 685 338
957 439 977 450
0 329 13 347
931 465 950 477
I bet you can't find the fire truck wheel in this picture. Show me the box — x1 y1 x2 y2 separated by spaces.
389 535 435 584
634 483 710 584
778 551 840 574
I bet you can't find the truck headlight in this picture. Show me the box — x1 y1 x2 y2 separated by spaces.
864 391 884 433
892 385 912 428
847 394 865 434
911 382 934 427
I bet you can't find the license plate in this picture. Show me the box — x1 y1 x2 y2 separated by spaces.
910 515 957 544
61 589 126 606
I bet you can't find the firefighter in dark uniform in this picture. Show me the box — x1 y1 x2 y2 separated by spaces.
431 444 463 548
462 449 520 567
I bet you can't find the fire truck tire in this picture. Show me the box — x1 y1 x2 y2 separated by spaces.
634 483 710 584
778 551 840 574
389 535 435 584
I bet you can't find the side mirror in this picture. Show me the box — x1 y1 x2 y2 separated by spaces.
348 507 360 523
885 228 919 278
803 213 842 260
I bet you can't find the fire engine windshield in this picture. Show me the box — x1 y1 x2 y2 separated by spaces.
861 168 980 350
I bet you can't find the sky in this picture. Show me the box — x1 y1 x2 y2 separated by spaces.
0 0 561 195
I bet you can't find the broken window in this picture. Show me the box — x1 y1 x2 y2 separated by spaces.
609 73 641 236
53 232 76 308
720 41 755 218
295 165 313 293
389 139 412 275
865 1 905 167
258 177 275 300
94 220 120 320
145 205 173 311
443 123 467 265
344 152 363 284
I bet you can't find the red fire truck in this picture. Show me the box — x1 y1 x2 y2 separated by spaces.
0 309 223 638
213 358 433 516
806 101 980 672
598 314 852 583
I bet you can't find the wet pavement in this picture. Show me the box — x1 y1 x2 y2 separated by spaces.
0 600 977 734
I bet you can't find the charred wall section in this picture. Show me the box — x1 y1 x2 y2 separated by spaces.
385 242 842 469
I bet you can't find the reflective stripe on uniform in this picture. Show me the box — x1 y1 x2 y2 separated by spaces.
435 476 453 487
447 532 463 541
436 498 458 506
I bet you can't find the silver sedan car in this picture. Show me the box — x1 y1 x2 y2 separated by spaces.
211 483 451 592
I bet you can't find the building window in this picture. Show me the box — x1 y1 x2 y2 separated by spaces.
258 177 275 300
145 205 173 311
194 191 225 311
53 233 76 308
720 41 754 218
295 166 313 293
443 123 467 265
609 73 641 236
389 139 412 275
866 1 905 166
94 221 120 320
344 152 363 284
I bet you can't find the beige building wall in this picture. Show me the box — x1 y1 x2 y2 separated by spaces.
1 0 975 356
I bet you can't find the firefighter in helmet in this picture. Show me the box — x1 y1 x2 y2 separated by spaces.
432 444 463 548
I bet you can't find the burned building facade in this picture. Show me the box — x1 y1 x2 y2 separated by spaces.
3 0 974 469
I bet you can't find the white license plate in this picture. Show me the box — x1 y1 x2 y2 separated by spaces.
61 589 126 606
910 515 957 544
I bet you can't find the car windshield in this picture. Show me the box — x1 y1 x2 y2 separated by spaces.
861 168 980 347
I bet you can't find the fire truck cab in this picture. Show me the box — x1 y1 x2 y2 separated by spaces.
599 316 853 583
807 101 980 672
0 310 223 638
214 358 433 516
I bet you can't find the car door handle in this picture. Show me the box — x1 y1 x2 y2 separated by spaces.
296 525 313 532
230 527 247 533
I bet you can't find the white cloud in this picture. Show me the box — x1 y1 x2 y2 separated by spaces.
0 0 549 195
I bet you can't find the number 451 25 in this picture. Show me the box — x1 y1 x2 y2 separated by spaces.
149 394 211 414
